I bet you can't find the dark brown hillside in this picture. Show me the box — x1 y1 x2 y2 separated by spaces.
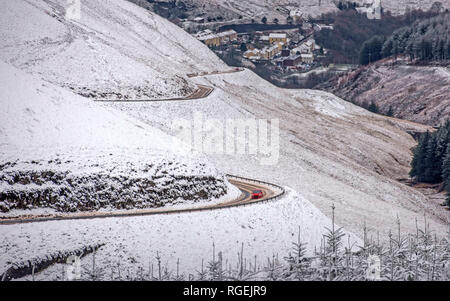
317 60 450 126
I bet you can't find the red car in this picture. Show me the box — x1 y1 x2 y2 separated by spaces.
251 190 264 199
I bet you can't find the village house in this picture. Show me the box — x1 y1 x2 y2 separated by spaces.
290 38 316 55
260 44 281 60
196 30 238 47
301 53 314 64
269 33 287 45
290 34 304 44
195 29 213 39
291 44 310 55
243 48 260 60
217 30 238 43
259 35 270 43
243 42 283 61
275 42 284 51
197 33 220 47
304 39 315 52
282 54 302 68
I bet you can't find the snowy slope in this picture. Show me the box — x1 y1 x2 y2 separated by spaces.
1 0 448 280
107 69 449 238
0 0 355 279
0 62 349 274
0 61 237 212
4 0 446 237
183 0 449 20
0 0 228 100
0 188 361 279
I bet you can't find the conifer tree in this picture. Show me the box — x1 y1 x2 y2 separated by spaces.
368 101 379 114
410 131 430 180
386 106 394 117
442 144 450 207
284 227 310 280
423 134 441 183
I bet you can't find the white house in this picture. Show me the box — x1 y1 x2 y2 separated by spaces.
269 33 287 44
260 35 270 42
304 39 315 52
301 53 314 64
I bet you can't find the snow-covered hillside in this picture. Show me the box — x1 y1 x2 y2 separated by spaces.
0 0 228 100
1 0 448 280
0 60 236 213
181 0 449 20
0 188 362 279
107 68 448 237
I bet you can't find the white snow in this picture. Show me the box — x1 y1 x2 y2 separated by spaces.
0 61 184 152
105 69 449 238
186 0 450 20
0 0 228 100
0 60 237 212
0 187 361 279
0 0 448 280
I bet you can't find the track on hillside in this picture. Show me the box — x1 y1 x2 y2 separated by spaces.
0 175 285 225
93 68 244 103
93 84 213 103
0 68 289 226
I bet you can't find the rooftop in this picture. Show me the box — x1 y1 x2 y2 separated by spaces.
217 30 237 37
198 34 217 41
285 54 302 61
269 33 287 39
197 30 237 41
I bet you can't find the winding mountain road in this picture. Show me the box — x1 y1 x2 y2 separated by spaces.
94 68 244 103
0 68 287 226
0 175 284 225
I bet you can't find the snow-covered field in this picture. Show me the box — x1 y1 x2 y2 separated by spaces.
0 0 448 280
